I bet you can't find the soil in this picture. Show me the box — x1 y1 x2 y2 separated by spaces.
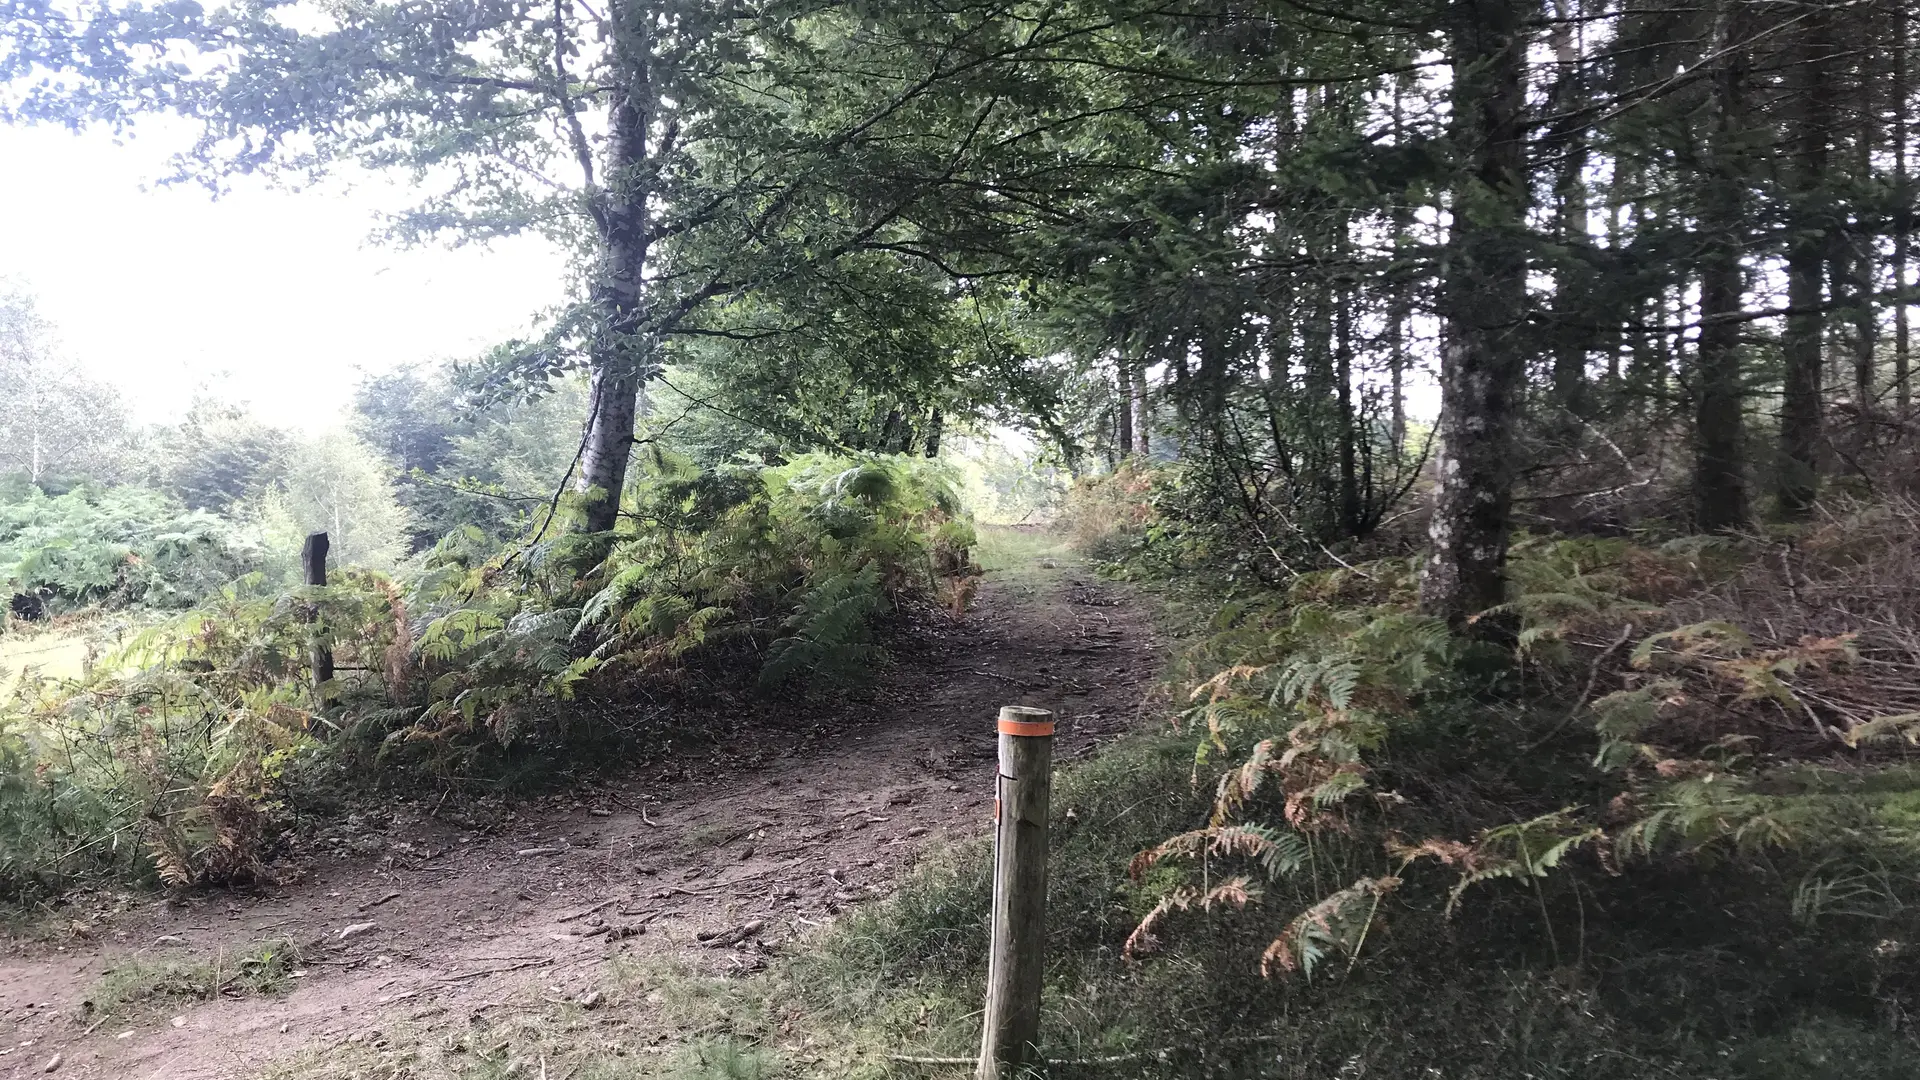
0 541 1161 1080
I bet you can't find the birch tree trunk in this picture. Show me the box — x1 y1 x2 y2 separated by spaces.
575 0 656 534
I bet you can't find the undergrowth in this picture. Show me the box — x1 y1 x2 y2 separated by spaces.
0 452 972 900
1 484 265 618
751 475 1920 1077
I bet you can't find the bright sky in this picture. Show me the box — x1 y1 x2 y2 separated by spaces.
0 120 570 431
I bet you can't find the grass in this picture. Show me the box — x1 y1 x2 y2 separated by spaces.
0 627 91 695
85 937 305 1021
755 727 1920 1080
682 822 734 850
972 525 1073 604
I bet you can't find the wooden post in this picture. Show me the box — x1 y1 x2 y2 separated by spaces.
977 705 1054 1080
301 531 334 710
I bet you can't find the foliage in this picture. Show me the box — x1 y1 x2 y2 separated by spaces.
0 452 962 896
352 367 590 548
769 500 1920 1076
0 484 265 616
350 367 464 488
0 283 133 488
251 431 411 573
11 0 1920 1069
950 435 1067 525
151 399 290 514
0 569 398 895
1062 461 1157 566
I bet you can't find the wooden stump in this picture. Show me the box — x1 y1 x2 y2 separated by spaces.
977 705 1054 1079
302 531 334 713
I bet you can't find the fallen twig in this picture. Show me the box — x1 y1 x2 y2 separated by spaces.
697 919 763 948
438 958 553 982
554 898 617 924
889 1034 1289 1069
607 793 664 827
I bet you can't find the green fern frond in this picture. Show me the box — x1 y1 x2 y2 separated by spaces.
1445 810 1600 916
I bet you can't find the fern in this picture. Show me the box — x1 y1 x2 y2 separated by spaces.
1130 822 1311 883
1260 875 1401 979
1615 775 1844 858
1439 810 1602 916
1589 679 1681 772
760 562 884 687
1842 711 1920 747
1630 621 1752 669
1124 877 1263 961
417 608 506 664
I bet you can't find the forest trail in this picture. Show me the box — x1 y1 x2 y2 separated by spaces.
0 529 1161 1080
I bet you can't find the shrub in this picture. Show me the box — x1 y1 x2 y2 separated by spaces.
963 486 1920 1073
0 452 967 897
1061 460 1154 564
1 485 266 616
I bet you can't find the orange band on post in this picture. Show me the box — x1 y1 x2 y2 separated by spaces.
997 718 1055 737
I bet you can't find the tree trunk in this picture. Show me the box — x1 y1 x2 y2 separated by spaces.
1130 359 1150 457
1386 292 1408 457
879 408 903 453
1850 88 1878 425
574 0 655 534
1849 236 1877 415
1387 78 1412 457
1302 271 1338 532
1115 357 1134 458
924 410 943 458
1336 283 1361 538
1693 0 1751 533
1262 262 1296 473
1606 177 1630 388
579 359 642 533
1651 262 1674 413
1548 0 1592 422
1896 7 1912 414
1420 0 1532 632
1386 229 1410 457
1778 12 1832 518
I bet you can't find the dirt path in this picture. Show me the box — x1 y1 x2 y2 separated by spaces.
1 536 1159 1080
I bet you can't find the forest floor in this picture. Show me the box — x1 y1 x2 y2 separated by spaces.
0 527 1162 1080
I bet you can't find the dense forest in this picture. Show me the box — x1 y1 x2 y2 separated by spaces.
6 0 1920 1077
